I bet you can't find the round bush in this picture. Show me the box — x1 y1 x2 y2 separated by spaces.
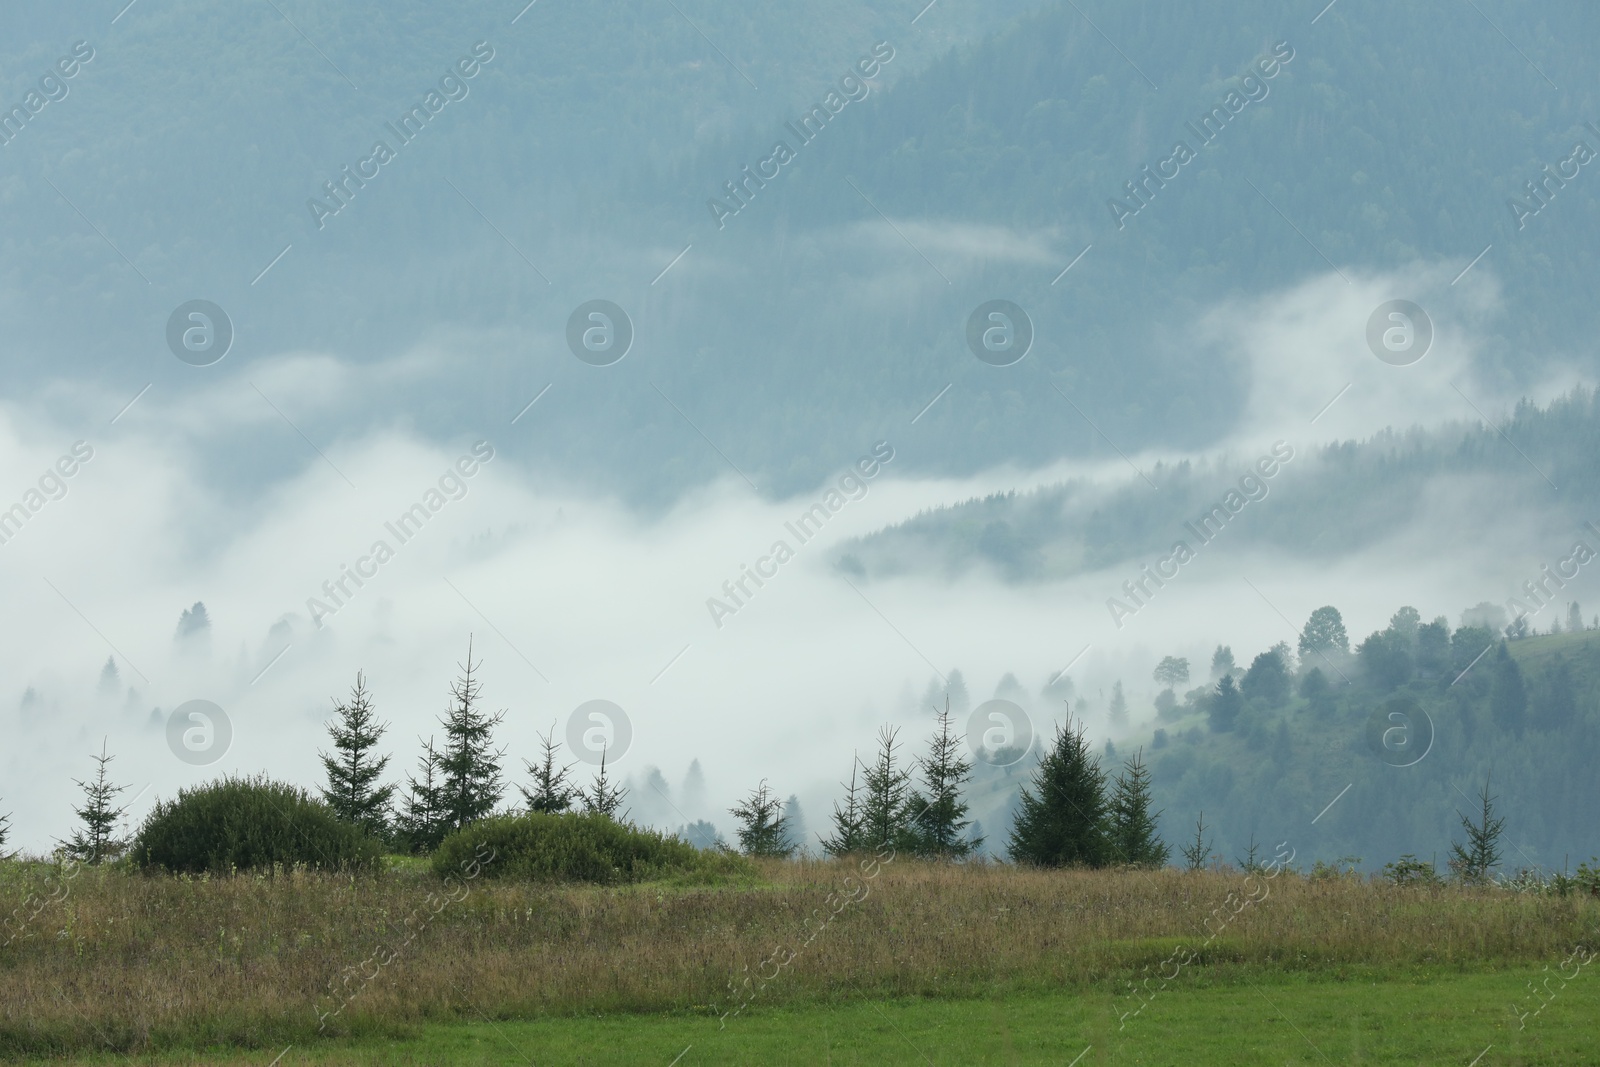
132 775 382 874
433 812 751 885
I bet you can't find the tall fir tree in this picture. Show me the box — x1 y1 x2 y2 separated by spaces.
61 739 129 865
318 671 395 838
1449 774 1506 884
1209 675 1243 733
399 737 446 852
435 639 507 834
729 779 794 857
1489 643 1527 735
1007 713 1110 868
819 755 867 856
1107 749 1168 867
908 698 980 858
581 748 629 819
520 725 580 814
860 726 913 851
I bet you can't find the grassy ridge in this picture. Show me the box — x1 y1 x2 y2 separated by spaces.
3 859 1597 1060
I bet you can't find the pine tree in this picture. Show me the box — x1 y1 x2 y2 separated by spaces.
435 639 507 834
520 725 580 814
97 656 119 694
582 748 629 819
62 739 129 865
1108 680 1129 728
318 671 395 838
0 801 12 858
399 737 446 852
1208 675 1243 732
1489 643 1526 735
1107 749 1168 867
1449 774 1506 884
729 780 794 857
820 756 867 856
860 726 913 851
1007 714 1110 868
1180 811 1213 871
909 699 980 858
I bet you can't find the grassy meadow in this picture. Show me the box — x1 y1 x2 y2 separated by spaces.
4 857 1599 1063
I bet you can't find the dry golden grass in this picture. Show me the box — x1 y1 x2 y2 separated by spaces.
2 857 1597 1059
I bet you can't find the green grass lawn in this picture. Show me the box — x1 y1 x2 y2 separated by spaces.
54 964 1597 1065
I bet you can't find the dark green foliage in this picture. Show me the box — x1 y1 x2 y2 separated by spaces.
819 758 867 856
1007 716 1109 868
318 672 394 838
1490 644 1527 734
1539 656 1578 730
1208 676 1242 732
62 740 128 866
1451 626 1497 674
1241 648 1290 707
1382 854 1441 887
1448 775 1506 884
435 641 508 834
581 749 628 819
1108 750 1167 867
431 812 750 885
1357 629 1413 689
860 726 913 851
907 701 980 858
132 776 382 874
520 726 580 815
729 780 794 857
1299 606 1349 658
398 738 446 853
1416 618 1451 676
0 801 12 857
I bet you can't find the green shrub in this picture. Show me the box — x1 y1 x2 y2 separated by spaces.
432 812 754 885
132 775 382 874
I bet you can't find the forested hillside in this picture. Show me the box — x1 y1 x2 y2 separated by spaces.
5 0 1596 497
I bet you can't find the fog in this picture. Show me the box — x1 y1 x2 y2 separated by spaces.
5 254 1591 856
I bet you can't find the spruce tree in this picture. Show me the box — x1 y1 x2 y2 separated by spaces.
1208 675 1243 733
820 756 867 856
399 737 446 852
435 639 507 833
581 748 629 819
909 699 980 858
1107 749 1168 867
62 740 129 865
318 671 395 838
1489 643 1527 735
1180 811 1213 871
729 779 794 857
861 726 913 851
520 725 580 814
1449 774 1506 884
1007 714 1110 868
0 803 10 858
